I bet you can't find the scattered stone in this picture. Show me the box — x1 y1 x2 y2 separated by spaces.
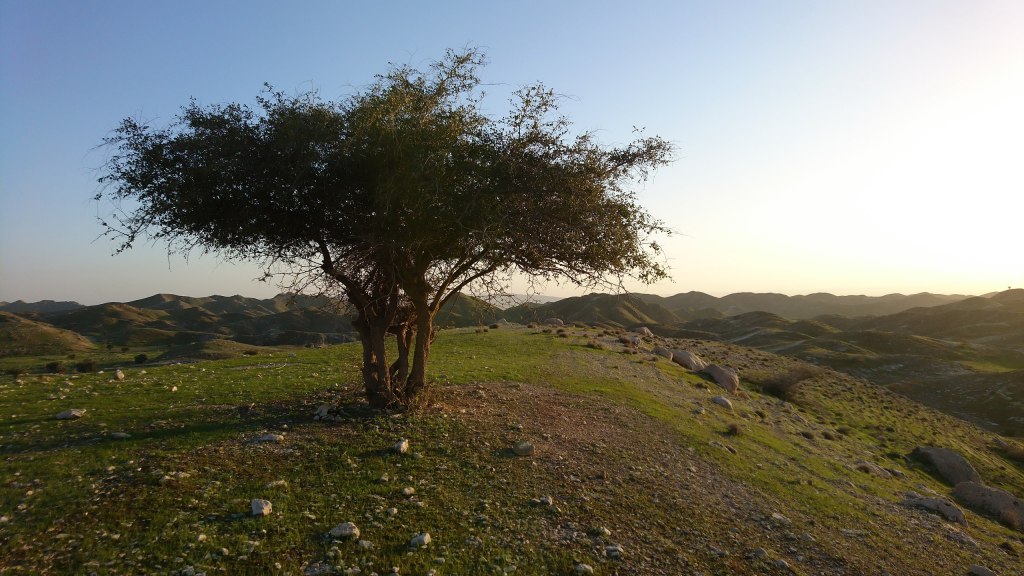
544 318 565 327
953 481 1023 531
592 526 612 538
512 441 535 456
606 544 623 559
357 539 374 549
251 499 272 516
386 507 398 516
264 480 289 489
901 492 966 524
304 561 336 576
409 532 431 549
774 559 792 571
702 364 740 394
539 495 555 506
255 433 285 443
910 446 981 486
710 396 733 410
394 438 410 454
855 460 893 479
110 432 131 440
574 564 594 575
314 405 331 420
329 522 360 539
115 369 125 381
56 409 85 420
942 524 977 547
159 471 191 485
969 565 997 576
671 349 708 371
637 326 654 338
770 512 793 527
401 487 416 497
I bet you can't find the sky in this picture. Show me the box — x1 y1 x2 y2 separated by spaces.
1 0 1022 305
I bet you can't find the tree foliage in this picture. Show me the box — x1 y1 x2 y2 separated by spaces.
99 49 673 409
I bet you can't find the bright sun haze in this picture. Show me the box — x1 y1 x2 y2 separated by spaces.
1 0 1021 304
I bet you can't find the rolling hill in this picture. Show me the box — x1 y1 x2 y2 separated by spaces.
0 311 97 357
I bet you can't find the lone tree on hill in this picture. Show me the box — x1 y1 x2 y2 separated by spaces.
98 49 673 409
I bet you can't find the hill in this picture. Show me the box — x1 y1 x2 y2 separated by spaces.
0 310 97 357
661 289 1024 435
0 299 84 314
1 327 1021 574
634 290 969 319
504 292 679 327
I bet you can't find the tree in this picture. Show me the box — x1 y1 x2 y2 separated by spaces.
98 49 673 409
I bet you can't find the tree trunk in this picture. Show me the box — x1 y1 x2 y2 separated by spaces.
404 301 434 403
353 312 399 409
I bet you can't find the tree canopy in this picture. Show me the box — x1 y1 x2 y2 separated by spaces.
99 49 673 408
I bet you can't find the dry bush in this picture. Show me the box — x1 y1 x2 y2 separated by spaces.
585 340 606 350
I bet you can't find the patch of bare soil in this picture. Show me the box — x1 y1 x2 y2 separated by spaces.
438 381 854 575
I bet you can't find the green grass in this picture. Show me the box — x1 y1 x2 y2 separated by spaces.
1 326 1022 575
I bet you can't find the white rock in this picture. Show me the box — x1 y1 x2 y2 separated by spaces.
110 432 131 439
329 521 360 539
409 532 431 548
394 438 410 454
56 409 85 420
575 564 594 575
255 433 285 443
710 396 733 410
251 499 272 516
606 544 623 559
264 480 289 489
637 326 654 338
401 487 416 497
115 369 125 381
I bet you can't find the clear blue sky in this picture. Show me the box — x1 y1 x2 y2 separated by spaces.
2 0 1022 304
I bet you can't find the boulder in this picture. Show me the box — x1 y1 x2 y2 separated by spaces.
409 532 431 549
710 396 733 410
651 346 673 360
702 364 740 394
637 327 654 338
953 481 1023 531
56 409 85 420
544 318 564 327
671 350 708 371
251 499 272 517
329 521 360 539
901 493 967 524
910 446 981 486
115 369 125 381
394 438 410 454
512 441 535 456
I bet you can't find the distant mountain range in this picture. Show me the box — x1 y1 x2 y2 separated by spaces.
3 289 1021 433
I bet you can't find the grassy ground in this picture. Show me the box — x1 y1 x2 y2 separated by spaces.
1 327 1022 575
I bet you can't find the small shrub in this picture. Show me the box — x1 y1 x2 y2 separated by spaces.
750 365 823 402
488 323 500 329
541 328 552 334
527 323 537 328
242 349 259 356
726 422 742 436
45 361 64 373
75 360 97 373
134 353 148 364
4 367 24 379
121 346 129 353
558 332 569 338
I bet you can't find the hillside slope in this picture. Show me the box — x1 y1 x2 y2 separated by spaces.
0 311 97 357
1 328 1021 575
